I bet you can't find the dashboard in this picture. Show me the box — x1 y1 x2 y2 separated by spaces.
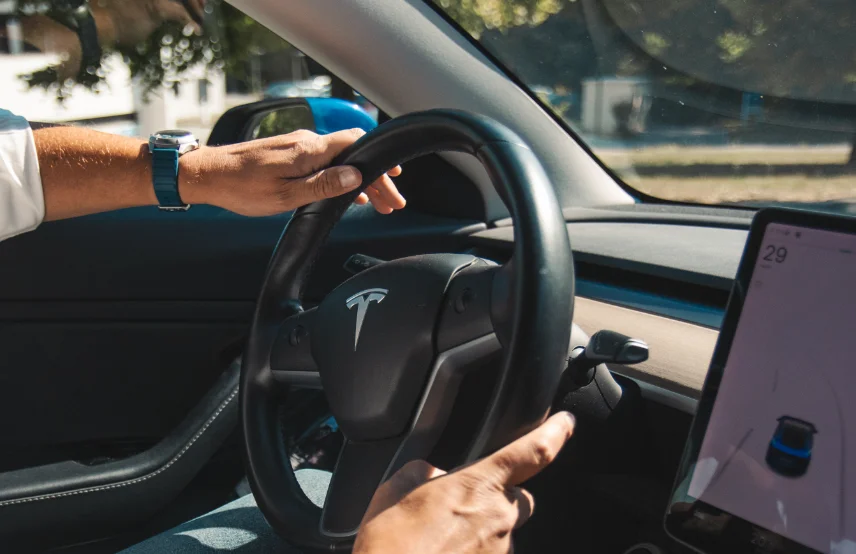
464 211 755 553
478 207 856 554
468 212 750 409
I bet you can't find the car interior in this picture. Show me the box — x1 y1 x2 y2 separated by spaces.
0 0 853 553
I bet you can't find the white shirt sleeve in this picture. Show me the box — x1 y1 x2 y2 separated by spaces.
0 109 45 242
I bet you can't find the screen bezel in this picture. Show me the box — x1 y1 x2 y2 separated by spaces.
664 207 856 554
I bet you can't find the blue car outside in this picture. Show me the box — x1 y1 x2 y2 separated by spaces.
305 97 377 135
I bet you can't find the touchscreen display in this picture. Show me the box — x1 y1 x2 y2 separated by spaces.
683 222 856 553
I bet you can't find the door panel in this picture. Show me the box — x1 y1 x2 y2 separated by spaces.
0 322 245 461
0 204 483 469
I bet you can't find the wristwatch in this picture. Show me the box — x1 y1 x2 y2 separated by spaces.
148 130 199 211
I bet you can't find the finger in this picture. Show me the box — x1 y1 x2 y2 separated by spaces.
188 0 206 24
471 412 575 487
508 486 535 529
365 186 394 214
290 165 362 206
171 0 205 25
306 128 366 172
157 0 199 28
369 174 406 210
387 165 403 177
354 193 370 205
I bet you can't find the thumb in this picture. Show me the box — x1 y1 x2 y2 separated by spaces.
292 165 363 205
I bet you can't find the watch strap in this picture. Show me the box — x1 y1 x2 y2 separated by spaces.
151 147 189 211
47 1 103 73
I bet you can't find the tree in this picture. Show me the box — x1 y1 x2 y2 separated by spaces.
436 0 856 105
20 0 856 138
436 0 565 37
601 0 856 105
15 0 294 100
440 0 856 144
16 0 571 100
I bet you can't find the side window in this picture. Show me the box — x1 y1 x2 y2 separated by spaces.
0 0 377 141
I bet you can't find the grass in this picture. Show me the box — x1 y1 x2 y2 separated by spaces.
594 144 856 204
596 144 852 168
629 175 856 204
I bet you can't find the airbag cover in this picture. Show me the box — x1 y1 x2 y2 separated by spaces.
313 254 475 442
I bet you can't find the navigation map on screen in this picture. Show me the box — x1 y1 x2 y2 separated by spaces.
687 223 856 553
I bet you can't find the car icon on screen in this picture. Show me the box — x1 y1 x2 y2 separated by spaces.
766 416 817 477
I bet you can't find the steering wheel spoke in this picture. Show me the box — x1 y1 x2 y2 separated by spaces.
320 438 404 537
270 307 321 389
320 330 501 537
436 258 515 352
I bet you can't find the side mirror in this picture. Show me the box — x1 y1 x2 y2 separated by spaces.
207 97 377 146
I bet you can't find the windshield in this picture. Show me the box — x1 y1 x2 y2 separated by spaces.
428 0 856 213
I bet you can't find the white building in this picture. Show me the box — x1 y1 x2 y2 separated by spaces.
1 49 225 140
581 77 651 136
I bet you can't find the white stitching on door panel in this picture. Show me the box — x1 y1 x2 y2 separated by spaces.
0 387 239 507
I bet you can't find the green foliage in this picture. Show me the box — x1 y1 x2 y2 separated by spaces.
21 0 856 107
642 33 669 57
24 65 100 100
600 0 856 102
437 0 856 102
215 3 293 82
716 32 752 63
436 0 565 37
471 0 595 89
17 0 292 100
17 0 110 98
121 20 218 98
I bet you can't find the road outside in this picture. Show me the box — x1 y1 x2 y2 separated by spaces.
689 223 856 553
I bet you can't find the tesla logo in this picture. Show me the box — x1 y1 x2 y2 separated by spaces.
345 288 388 351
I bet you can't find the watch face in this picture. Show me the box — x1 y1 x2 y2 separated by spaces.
154 130 193 140
150 130 198 151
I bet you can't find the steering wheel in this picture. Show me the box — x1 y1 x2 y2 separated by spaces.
240 110 574 551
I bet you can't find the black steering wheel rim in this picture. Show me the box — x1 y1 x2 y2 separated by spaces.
240 109 574 552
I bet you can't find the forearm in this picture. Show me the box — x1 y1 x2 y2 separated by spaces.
34 126 160 221
31 125 404 222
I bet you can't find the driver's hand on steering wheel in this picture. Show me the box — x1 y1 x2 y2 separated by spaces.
353 412 575 554
179 128 405 216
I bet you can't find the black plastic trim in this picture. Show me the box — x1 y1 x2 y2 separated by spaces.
0 359 241 545
470 220 748 292
494 205 755 229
